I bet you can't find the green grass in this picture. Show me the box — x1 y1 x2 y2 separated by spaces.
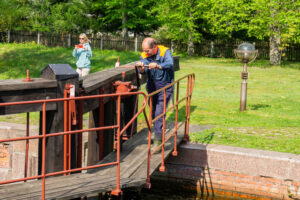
190 127 300 154
0 42 139 79
0 43 299 154
174 57 300 154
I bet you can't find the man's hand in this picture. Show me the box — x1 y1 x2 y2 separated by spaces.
136 61 145 73
149 63 162 70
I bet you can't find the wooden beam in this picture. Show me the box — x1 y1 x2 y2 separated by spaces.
0 78 57 92
82 67 137 93
0 88 57 115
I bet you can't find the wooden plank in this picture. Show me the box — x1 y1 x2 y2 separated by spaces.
0 122 186 200
89 122 185 179
129 125 185 179
82 67 136 93
0 88 57 115
0 78 57 92
89 129 149 176
0 174 145 200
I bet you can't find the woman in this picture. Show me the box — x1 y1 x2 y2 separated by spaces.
73 33 92 77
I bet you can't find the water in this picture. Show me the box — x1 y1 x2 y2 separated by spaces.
92 179 268 200
92 188 259 200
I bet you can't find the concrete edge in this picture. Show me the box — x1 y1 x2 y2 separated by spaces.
168 143 300 181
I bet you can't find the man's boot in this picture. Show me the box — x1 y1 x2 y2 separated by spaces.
152 136 162 154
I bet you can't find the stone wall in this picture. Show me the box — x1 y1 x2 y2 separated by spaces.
0 122 38 182
152 143 300 199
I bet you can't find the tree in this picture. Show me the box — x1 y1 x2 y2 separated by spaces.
153 0 208 56
91 0 159 36
25 0 52 32
248 0 300 65
205 0 300 65
0 0 29 32
50 0 91 33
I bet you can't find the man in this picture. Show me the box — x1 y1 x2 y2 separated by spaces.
136 37 174 149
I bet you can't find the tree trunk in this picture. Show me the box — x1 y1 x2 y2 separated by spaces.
269 31 281 65
187 34 194 56
121 0 127 39
269 6 281 65
187 1 194 56
7 29 10 43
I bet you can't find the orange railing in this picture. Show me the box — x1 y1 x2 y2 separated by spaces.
0 73 195 198
0 90 148 199
144 73 195 188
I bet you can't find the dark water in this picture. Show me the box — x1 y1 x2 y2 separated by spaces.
95 179 265 200
117 187 246 200
94 188 257 200
139 190 233 200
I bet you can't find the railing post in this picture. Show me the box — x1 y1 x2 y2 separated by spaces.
68 87 72 174
111 95 122 196
99 88 104 160
42 102 46 200
77 89 83 168
24 112 30 181
63 84 70 175
145 96 153 188
184 76 190 142
186 75 194 140
159 89 167 172
172 82 180 156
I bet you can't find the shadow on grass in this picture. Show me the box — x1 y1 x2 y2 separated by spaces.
248 103 271 110
167 105 197 122
199 131 215 144
280 61 300 70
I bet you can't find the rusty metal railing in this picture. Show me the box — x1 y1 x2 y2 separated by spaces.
144 73 195 188
0 73 195 198
0 90 148 199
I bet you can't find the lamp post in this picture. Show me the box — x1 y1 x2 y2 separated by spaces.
234 42 258 111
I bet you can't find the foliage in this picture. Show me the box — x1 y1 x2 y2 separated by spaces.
0 0 29 31
203 0 250 39
91 0 159 35
153 0 204 43
1 0 300 63
50 0 91 33
248 0 300 42
204 0 300 41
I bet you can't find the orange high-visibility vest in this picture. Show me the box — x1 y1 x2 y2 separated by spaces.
141 45 169 59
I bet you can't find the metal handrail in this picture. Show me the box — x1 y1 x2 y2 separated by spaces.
0 73 195 198
145 73 195 188
0 91 148 199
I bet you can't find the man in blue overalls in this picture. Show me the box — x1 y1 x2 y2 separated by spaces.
136 37 174 150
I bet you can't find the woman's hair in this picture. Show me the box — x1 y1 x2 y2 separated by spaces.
79 33 91 43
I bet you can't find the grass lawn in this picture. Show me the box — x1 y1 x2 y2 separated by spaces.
176 57 300 154
0 43 299 154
